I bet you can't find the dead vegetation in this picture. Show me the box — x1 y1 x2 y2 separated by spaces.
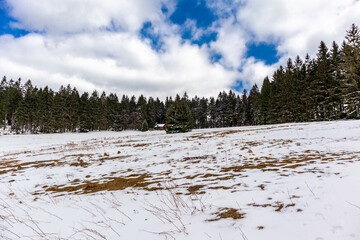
187 185 205 194
248 202 296 212
208 208 246 221
43 174 159 195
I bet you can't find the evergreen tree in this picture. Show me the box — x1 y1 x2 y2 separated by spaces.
106 93 120 130
292 56 307 121
165 95 193 133
341 24 360 118
258 76 271 124
79 92 92 132
248 84 260 125
198 97 208 128
208 97 216 128
155 97 165 124
119 95 130 130
312 41 332 120
141 119 149 132
329 41 343 119
147 97 156 128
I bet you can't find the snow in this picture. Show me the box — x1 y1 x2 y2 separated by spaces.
1 120 360 239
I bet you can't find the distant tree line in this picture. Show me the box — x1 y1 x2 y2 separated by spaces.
1 24 360 134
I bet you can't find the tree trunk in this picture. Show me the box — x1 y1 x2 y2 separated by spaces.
3 113 7 130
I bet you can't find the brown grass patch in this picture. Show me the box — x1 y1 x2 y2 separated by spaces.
44 174 157 195
185 174 202 179
248 203 272 208
183 155 212 161
208 186 232 190
133 143 151 148
208 208 245 221
0 159 60 175
248 202 296 212
187 184 205 194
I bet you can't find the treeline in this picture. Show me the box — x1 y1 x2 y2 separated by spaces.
1 24 360 134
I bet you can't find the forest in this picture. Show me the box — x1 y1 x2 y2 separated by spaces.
0 24 359 134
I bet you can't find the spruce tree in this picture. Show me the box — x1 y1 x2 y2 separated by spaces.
79 92 92 132
259 76 271 124
312 41 331 120
341 24 360 118
141 119 149 132
147 97 156 128
165 95 193 134
329 41 343 119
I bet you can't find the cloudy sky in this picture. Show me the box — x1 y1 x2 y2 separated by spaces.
0 0 359 98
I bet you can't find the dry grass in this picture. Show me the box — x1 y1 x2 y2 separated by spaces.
43 174 159 195
208 208 245 221
248 202 296 212
187 185 205 194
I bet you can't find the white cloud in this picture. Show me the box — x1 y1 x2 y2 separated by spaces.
210 17 248 69
237 0 360 58
1 0 360 99
7 0 171 34
238 58 277 90
0 0 241 98
0 31 238 99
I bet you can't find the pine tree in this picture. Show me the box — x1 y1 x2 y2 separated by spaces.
79 92 92 132
341 24 360 118
198 97 208 128
141 119 149 132
292 56 307 121
259 76 271 124
147 97 156 128
165 95 193 133
302 55 316 121
119 95 130 130
106 93 120 130
20 80 37 133
155 97 165 124
247 85 260 125
208 97 216 128
329 41 343 119
312 41 332 120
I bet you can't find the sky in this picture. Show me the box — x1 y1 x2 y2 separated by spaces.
0 0 360 99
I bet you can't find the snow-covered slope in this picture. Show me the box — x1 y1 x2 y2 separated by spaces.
1 120 360 239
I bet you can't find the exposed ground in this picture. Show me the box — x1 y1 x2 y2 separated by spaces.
1 120 360 239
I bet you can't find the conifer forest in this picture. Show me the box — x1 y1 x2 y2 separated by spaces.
1 24 360 134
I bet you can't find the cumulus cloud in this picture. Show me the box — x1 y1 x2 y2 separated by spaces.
7 0 170 34
0 0 241 99
0 31 238 99
237 58 277 90
0 0 360 99
210 16 248 69
237 0 360 58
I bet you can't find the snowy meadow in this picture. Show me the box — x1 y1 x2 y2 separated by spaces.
1 120 360 239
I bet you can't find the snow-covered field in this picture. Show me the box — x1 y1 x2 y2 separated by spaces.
1 120 360 240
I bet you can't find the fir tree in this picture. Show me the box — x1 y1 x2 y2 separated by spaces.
259 76 271 124
141 119 149 132
341 24 360 118
165 95 193 134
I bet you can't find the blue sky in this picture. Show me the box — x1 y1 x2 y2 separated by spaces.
0 3 27 37
0 0 358 98
141 0 280 65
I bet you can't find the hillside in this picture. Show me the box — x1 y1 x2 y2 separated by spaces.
1 120 360 239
